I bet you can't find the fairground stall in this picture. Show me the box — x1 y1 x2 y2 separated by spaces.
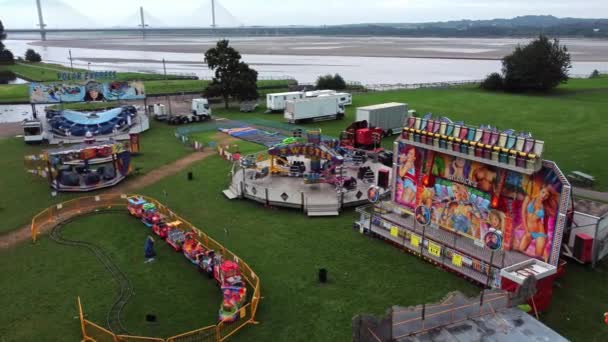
25 141 131 192
354 115 571 312
24 76 149 145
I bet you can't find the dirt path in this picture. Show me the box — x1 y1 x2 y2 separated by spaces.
0 149 218 250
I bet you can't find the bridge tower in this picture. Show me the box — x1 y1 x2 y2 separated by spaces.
211 0 217 28
138 6 148 36
35 0 47 40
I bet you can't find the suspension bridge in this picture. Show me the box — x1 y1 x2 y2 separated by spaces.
2 0 257 40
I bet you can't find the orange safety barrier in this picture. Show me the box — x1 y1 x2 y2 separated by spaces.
32 194 260 342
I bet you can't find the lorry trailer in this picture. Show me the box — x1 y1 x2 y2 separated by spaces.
284 97 345 124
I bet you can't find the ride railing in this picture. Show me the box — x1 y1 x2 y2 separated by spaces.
34 194 261 342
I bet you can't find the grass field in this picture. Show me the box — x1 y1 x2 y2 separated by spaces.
0 213 220 340
211 76 608 190
1 62 195 82
0 77 295 103
1 76 607 341
2 154 605 341
0 120 189 234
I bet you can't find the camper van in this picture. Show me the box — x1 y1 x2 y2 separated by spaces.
266 92 305 112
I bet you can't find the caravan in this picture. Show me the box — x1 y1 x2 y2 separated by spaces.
266 91 305 112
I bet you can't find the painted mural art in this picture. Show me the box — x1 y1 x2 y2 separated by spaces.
29 81 146 103
393 142 563 262
395 143 423 209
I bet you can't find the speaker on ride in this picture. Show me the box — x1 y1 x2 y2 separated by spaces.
378 169 390 188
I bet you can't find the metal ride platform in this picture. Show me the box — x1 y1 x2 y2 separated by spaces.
225 158 392 216
355 202 531 286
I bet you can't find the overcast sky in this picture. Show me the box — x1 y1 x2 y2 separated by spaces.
1 0 607 28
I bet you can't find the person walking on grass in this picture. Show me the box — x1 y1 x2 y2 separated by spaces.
144 235 156 263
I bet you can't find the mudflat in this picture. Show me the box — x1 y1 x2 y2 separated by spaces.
27 35 608 62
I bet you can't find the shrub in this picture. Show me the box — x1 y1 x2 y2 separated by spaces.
502 34 571 92
0 49 14 64
315 73 347 90
589 69 601 79
25 49 42 62
480 73 504 91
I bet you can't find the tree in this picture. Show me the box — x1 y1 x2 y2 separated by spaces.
0 20 14 64
315 73 346 90
502 35 571 92
480 72 504 91
589 69 601 79
204 40 258 109
25 48 42 63
0 20 6 51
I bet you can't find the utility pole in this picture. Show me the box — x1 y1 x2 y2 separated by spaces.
68 49 74 71
163 58 173 114
211 0 217 28
35 0 47 41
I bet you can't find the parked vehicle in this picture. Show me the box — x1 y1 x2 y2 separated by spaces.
355 102 409 136
318 92 352 106
22 119 44 144
305 89 336 97
153 98 212 125
284 97 345 124
266 91 305 112
240 101 258 112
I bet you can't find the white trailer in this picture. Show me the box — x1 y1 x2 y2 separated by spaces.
319 92 352 106
305 89 336 97
266 91 305 112
153 98 212 125
355 102 409 135
284 97 345 124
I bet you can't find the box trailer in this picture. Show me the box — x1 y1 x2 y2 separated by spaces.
355 102 409 135
284 97 345 124
266 91 305 112
319 92 352 106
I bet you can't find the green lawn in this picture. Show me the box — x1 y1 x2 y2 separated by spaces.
0 156 479 341
215 77 608 190
2 154 602 341
0 83 28 103
1 62 195 82
0 120 189 234
0 213 219 340
1 76 607 341
0 78 294 103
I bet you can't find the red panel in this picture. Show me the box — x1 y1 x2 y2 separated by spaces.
356 128 373 146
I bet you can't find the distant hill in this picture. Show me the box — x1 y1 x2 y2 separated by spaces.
330 16 608 38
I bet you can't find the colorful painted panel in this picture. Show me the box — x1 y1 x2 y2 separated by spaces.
29 81 145 103
393 141 565 262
